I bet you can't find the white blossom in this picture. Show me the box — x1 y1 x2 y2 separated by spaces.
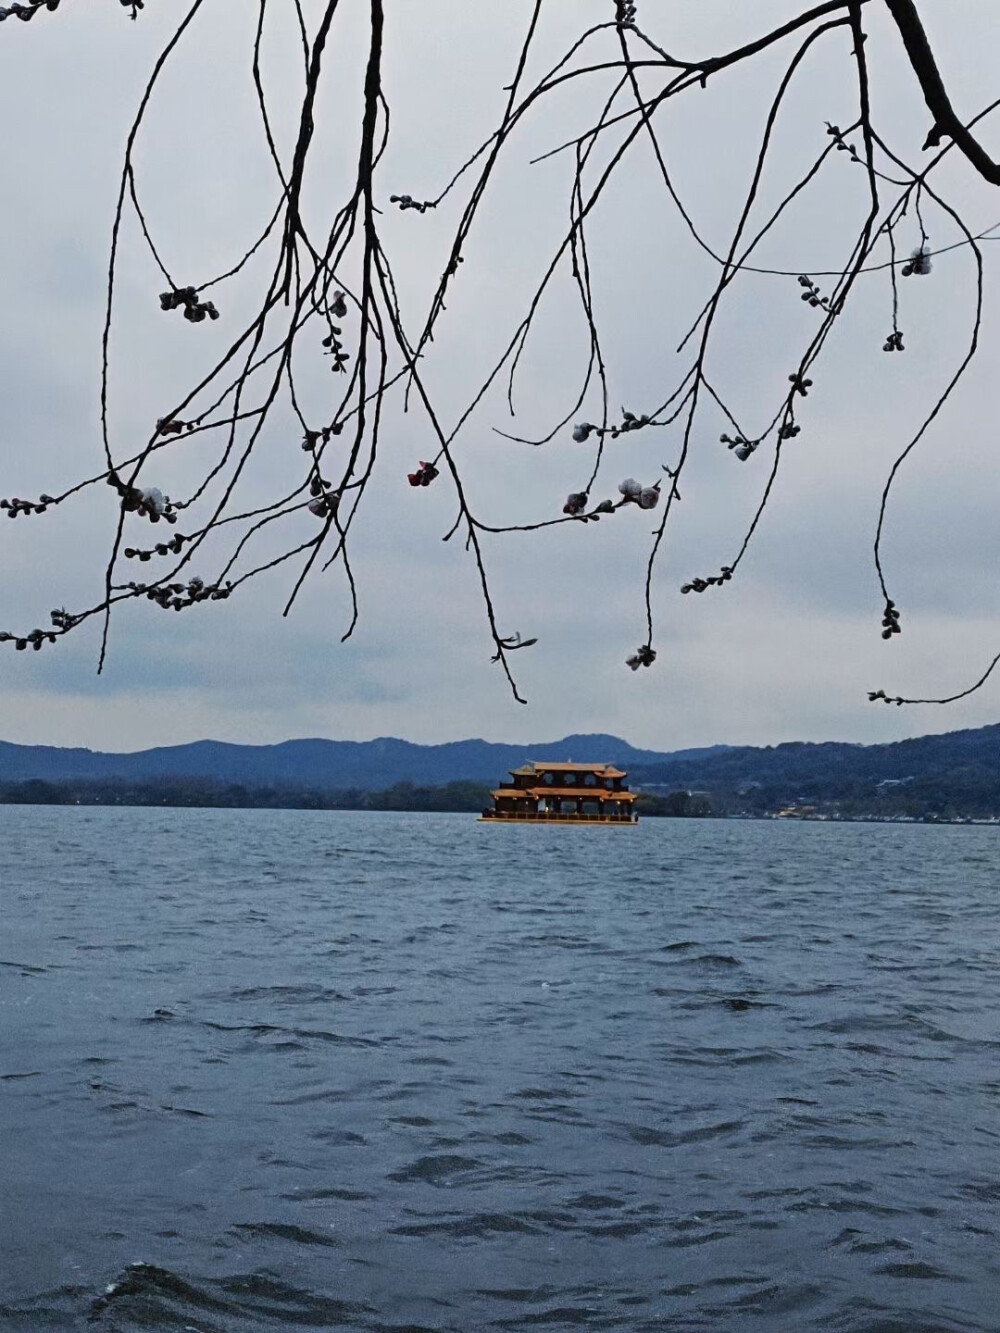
904 245 932 277
911 245 932 275
139 487 167 516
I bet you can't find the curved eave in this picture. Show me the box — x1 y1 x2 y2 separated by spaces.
492 787 635 802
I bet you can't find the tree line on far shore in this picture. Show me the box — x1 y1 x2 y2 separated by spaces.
0 777 713 817
2 770 998 819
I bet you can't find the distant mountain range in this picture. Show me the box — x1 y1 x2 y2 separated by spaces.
1 725 998 817
625 723 1000 819
627 724 1000 791
1 723 998 792
0 733 728 791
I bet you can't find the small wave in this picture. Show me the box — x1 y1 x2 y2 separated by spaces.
390 1211 549 1239
813 1012 996 1048
566 1193 625 1211
198 1020 379 1047
875 1261 961 1280
231 1221 338 1247
0 958 47 974
280 1187 370 1201
387 1153 481 1184
89 1260 377 1328
223 985 352 1004
141 1008 177 1022
511 1086 582 1102
474 1287 557 1304
626 1119 743 1148
88 1262 229 1325
958 1179 1000 1202
491 1301 612 1325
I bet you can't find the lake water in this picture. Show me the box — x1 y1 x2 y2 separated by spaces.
1 806 999 1332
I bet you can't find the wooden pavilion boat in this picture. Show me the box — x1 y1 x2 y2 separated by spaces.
479 761 638 824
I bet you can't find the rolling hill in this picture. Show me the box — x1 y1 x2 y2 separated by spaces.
0 734 726 790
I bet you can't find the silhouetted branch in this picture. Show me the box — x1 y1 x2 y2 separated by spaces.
2 0 999 707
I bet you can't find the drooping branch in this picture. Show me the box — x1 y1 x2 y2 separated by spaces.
885 0 1000 185
1 0 998 710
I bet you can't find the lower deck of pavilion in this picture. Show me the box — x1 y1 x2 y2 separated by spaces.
481 785 638 824
479 808 637 824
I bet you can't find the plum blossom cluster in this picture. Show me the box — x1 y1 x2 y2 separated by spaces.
572 409 650 443
107 471 177 524
563 478 659 518
0 2 55 22
825 121 861 162
681 565 733 595
308 492 340 519
615 1 637 26
307 474 341 518
155 417 194 437
408 461 439 488
123 575 234 611
159 286 219 324
0 604 83 651
880 599 901 639
301 423 343 452
123 531 188 562
322 298 350 372
720 432 757 462
0 626 58 651
618 477 660 508
867 688 906 707
625 644 656 671
1 492 55 518
902 245 932 277
0 0 142 22
562 492 616 519
882 329 905 352
797 274 832 310
389 194 435 214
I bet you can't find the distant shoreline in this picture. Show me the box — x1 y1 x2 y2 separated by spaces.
0 779 995 825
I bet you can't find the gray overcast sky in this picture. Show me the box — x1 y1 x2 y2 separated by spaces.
0 1 998 753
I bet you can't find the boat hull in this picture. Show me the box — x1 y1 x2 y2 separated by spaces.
478 812 637 825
